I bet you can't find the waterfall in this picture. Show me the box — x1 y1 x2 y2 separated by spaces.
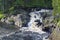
28 11 42 27
27 9 51 40
28 9 50 27
0 9 52 40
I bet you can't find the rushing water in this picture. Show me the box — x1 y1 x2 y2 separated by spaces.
27 9 52 40
0 9 52 40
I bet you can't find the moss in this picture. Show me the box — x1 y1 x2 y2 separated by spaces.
9 19 14 22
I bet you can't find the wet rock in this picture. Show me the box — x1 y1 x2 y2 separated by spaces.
42 23 56 33
1 31 49 40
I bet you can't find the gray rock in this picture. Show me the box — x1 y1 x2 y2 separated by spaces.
1 31 45 40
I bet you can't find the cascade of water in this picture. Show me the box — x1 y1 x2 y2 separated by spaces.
28 11 43 27
0 9 52 40
27 9 51 40
28 9 51 27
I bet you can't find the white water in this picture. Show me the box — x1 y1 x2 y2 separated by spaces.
28 9 51 27
27 9 51 40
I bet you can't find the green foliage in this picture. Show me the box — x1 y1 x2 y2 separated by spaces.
9 7 14 14
0 0 52 14
0 14 5 19
15 0 24 6
0 11 5 19
52 0 60 27
0 11 3 14
9 7 14 11
52 0 60 16
14 0 52 7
